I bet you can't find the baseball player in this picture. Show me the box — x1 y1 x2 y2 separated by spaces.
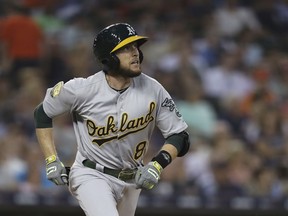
34 23 190 216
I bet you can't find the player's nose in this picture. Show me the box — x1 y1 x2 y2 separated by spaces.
131 45 139 56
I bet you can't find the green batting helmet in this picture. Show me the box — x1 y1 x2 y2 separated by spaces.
93 23 148 71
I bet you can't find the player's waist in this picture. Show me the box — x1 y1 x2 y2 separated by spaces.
82 159 137 181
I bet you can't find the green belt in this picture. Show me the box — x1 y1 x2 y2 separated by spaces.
82 159 136 181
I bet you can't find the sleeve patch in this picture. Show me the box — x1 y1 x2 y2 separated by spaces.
161 97 182 117
50 81 64 98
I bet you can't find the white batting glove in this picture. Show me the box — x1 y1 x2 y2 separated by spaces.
135 161 163 190
45 155 69 185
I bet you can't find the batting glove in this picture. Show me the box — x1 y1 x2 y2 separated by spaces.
45 155 69 185
135 161 163 190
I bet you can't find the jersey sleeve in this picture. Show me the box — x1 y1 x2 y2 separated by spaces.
42 79 77 118
155 86 188 138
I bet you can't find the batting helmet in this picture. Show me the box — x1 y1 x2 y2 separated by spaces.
93 23 148 72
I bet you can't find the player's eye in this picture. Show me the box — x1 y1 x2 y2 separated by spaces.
122 43 138 52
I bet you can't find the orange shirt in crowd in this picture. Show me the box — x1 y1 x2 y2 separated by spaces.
0 15 43 59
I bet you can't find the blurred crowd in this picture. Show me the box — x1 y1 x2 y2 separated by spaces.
1 0 288 210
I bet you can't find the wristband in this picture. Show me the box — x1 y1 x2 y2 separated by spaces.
152 150 172 169
45 155 57 165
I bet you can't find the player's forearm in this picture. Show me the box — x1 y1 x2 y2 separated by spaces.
35 128 57 159
160 144 178 160
151 131 190 169
150 144 177 170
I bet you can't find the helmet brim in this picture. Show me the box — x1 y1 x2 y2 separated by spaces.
110 35 148 53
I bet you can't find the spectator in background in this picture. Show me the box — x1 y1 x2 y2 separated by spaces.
201 49 255 118
176 61 217 138
236 28 264 69
248 166 284 209
0 2 44 89
12 67 47 137
42 37 72 87
209 121 254 208
193 32 224 68
253 0 288 51
0 123 28 191
32 3 65 39
240 59 276 114
182 136 217 207
157 32 208 77
257 106 284 152
210 0 262 40
269 53 288 100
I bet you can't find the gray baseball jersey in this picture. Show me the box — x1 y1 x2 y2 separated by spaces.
43 71 187 170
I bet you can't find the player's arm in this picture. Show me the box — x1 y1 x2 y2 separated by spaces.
135 131 190 189
156 130 190 165
34 103 55 157
34 103 69 185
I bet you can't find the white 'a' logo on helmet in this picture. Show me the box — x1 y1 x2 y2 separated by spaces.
127 26 135 35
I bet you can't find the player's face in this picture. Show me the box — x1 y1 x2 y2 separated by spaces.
115 42 142 77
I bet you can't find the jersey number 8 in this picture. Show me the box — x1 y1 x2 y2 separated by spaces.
134 141 147 160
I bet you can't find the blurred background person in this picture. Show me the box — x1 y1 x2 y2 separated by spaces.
0 2 44 90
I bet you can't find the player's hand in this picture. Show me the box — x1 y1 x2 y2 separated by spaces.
45 155 69 185
135 161 163 190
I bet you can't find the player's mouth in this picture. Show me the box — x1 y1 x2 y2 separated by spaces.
131 59 139 65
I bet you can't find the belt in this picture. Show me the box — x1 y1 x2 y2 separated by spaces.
82 159 137 181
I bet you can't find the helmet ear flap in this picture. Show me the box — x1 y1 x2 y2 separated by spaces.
102 54 120 72
111 54 120 69
139 48 144 63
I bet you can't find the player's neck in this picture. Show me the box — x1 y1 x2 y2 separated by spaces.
105 74 131 91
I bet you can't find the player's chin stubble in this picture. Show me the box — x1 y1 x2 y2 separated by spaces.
118 67 142 78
